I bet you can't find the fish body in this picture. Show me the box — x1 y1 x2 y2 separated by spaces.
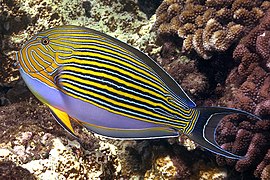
17 25 260 159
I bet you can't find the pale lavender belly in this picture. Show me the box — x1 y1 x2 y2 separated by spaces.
20 69 163 129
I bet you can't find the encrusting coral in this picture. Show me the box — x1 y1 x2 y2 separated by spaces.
215 8 270 179
154 0 270 59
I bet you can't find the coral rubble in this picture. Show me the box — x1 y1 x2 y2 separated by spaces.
216 8 270 179
0 97 120 179
154 0 270 59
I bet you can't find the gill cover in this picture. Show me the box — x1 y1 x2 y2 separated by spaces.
17 35 58 73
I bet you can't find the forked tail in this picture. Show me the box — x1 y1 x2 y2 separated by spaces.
188 107 261 159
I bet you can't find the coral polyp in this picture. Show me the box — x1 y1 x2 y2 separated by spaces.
154 0 269 59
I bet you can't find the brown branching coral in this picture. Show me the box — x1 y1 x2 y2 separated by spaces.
216 118 270 177
154 0 269 59
215 9 270 179
261 164 270 180
157 42 209 97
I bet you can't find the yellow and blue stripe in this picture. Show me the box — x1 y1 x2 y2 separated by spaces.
18 25 261 159
17 25 199 134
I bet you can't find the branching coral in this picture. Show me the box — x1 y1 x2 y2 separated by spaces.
261 164 270 180
157 42 209 97
215 9 270 179
216 117 270 177
154 0 269 59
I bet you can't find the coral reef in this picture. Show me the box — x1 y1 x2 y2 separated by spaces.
216 117 270 178
157 42 209 98
137 0 163 19
0 161 35 180
1 0 268 179
0 1 203 179
154 0 270 59
215 8 270 179
0 0 159 84
124 140 226 180
261 164 270 180
0 1 162 178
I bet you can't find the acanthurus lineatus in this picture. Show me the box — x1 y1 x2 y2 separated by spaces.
16 25 260 159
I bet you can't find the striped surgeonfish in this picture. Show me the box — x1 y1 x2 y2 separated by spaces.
16 25 260 159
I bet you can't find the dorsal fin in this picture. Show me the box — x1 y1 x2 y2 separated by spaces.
83 27 196 108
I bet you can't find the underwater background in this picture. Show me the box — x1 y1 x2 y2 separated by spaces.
0 0 269 179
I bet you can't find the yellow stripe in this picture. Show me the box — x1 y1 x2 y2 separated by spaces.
61 81 189 128
31 50 47 71
21 46 34 72
47 32 102 40
63 65 168 102
184 110 199 134
62 64 191 114
57 38 130 55
76 46 149 70
61 73 192 121
60 52 166 91
79 119 176 134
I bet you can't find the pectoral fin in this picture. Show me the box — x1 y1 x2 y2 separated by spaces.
47 104 78 138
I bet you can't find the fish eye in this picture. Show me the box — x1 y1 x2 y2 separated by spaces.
41 37 50 45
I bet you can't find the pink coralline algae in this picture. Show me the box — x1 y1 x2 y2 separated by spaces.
216 9 270 179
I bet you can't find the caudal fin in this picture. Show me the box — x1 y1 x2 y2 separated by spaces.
188 107 261 159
